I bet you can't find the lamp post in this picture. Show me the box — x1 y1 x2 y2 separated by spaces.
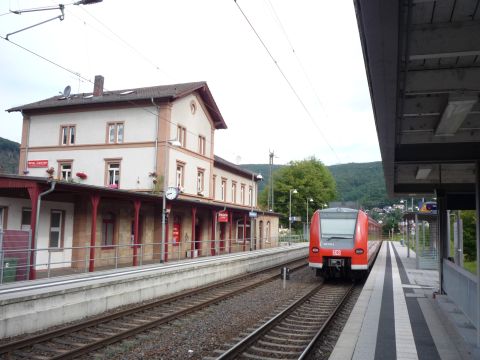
289 189 298 238
250 173 263 251
161 139 181 263
306 197 313 239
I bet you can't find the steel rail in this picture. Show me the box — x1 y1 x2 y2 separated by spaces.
298 284 355 359
0 258 306 358
214 283 354 360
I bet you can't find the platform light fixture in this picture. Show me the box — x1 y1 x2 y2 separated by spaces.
435 95 477 136
289 189 298 238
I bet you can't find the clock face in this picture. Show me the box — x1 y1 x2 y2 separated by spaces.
166 187 179 200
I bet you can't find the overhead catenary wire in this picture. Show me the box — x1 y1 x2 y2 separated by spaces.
0 35 222 152
234 0 341 164
265 0 331 122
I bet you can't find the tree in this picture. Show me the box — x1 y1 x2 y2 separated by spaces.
259 157 336 231
461 210 477 262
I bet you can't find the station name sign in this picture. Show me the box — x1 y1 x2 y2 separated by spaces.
218 211 229 223
27 160 48 168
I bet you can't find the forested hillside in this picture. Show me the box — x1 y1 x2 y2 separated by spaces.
0 139 388 208
0 137 19 175
241 161 389 209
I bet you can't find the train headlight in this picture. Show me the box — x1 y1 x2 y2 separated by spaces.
311 247 319 253
355 248 364 255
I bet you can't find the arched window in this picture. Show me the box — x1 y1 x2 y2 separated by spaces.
102 212 115 247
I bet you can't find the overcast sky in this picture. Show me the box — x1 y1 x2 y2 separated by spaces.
0 0 380 166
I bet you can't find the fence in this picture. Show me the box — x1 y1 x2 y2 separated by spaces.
0 230 307 284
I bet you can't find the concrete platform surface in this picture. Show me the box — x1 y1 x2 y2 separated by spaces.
329 241 479 360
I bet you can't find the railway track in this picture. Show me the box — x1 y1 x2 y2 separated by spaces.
212 282 354 360
0 259 306 360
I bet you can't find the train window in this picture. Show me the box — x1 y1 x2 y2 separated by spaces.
320 210 358 248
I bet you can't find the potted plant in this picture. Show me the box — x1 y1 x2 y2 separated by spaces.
76 172 87 180
46 167 55 179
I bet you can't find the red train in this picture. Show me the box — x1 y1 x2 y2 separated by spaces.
309 207 382 279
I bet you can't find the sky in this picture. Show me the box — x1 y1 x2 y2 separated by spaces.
0 0 381 166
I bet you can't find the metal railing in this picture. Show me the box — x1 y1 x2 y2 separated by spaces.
0 230 307 284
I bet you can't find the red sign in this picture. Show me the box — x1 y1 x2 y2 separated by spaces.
218 211 229 223
172 224 181 245
27 160 48 168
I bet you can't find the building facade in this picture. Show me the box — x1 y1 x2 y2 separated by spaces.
1 77 279 279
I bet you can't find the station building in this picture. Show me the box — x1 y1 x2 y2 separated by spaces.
0 77 279 279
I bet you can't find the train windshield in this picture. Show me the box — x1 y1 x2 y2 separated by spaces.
320 210 358 248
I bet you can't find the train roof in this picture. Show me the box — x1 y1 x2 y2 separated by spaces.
320 207 359 213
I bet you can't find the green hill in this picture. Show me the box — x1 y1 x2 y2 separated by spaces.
0 137 19 175
241 161 389 208
0 138 388 207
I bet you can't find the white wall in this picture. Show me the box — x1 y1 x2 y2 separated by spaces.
170 95 213 157
0 197 74 269
28 107 157 146
212 167 258 206
26 147 155 190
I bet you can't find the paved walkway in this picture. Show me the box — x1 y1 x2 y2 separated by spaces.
329 241 478 360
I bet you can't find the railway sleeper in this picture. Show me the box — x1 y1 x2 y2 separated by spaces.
257 340 307 349
270 329 314 338
50 337 85 347
33 343 68 354
71 332 104 342
264 334 309 343
248 346 301 357
274 326 317 334
13 350 50 360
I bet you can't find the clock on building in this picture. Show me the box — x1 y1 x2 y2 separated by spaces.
165 186 180 200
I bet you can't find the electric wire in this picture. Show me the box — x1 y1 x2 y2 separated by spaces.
234 0 341 164
0 35 221 152
77 5 170 80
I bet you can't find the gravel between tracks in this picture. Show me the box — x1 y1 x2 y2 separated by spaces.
83 267 320 360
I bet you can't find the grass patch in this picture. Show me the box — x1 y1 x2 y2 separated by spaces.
463 261 477 274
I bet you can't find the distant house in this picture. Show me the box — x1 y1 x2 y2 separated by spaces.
1 76 279 279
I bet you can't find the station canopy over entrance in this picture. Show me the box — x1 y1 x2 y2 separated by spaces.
354 0 480 208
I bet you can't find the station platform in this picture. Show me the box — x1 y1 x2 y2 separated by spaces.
330 241 479 360
0 243 308 339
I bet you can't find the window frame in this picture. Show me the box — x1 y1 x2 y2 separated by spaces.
231 181 237 204
57 160 73 181
221 178 227 202
212 175 216 199
198 135 206 155
101 212 116 248
49 209 65 250
104 158 122 187
59 125 76 146
177 125 187 148
240 184 245 205
21 207 32 231
248 186 253 206
197 168 205 194
176 161 185 189
0 207 7 230
106 122 125 144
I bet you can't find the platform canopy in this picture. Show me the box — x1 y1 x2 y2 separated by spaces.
354 0 480 206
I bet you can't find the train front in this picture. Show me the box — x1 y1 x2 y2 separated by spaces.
309 208 368 279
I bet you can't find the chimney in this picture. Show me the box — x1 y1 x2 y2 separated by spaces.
93 75 104 96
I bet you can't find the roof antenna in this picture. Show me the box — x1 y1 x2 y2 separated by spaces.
58 85 71 100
